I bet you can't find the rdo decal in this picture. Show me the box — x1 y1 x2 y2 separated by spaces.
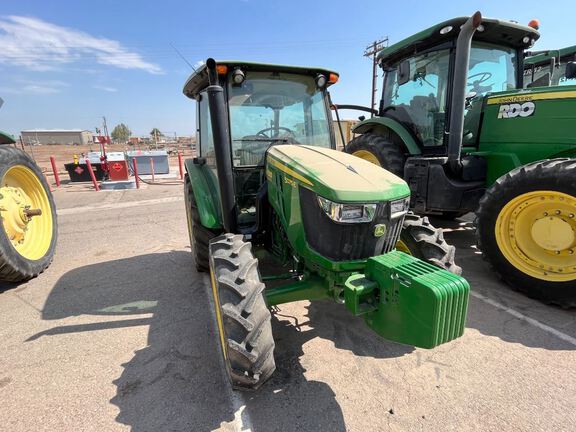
497 101 536 119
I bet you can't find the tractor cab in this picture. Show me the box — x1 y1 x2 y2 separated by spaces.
348 13 542 215
376 15 537 158
184 61 338 230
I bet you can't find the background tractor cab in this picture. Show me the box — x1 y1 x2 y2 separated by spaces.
182 59 469 390
524 45 576 87
344 13 576 306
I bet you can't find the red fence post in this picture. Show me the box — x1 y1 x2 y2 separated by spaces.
49 156 60 187
85 160 100 191
150 157 155 182
177 151 183 180
133 158 140 189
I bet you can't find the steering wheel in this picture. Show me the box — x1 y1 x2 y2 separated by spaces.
467 72 492 86
256 127 295 138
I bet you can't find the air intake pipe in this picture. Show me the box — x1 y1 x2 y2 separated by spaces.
205 58 237 233
447 11 482 174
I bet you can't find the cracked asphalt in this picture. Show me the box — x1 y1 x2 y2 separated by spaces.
1 182 575 431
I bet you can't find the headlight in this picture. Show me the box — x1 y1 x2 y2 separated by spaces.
390 197 410 217
317 196 376 223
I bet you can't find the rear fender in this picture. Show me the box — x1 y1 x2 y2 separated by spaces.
184 159 222 229
352 117 421 156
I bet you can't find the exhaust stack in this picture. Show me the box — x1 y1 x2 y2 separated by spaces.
205 58 237 233
447 11 482 174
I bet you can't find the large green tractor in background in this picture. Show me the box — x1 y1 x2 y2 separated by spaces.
0 98 57 284
342 12 576 306
182 59 470 390
524 44 576 87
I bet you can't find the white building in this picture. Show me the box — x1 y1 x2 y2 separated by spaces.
21 129 93 145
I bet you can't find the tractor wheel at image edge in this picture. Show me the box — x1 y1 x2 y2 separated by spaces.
208 234 276 390
184 175 220 272
0 146 57 282
476 159 576 306
346 133 405 177
397 213 462 275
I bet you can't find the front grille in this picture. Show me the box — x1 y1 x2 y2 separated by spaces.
299 187 405 261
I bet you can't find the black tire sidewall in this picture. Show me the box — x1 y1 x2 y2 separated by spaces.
0 147 58 280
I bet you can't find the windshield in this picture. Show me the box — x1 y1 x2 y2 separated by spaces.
228 72 333 166
467 42 518 96
382 48 451 146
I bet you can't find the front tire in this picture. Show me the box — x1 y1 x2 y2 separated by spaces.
476 159 576 306
346 133 405 177
209 234 276 390
397 213 461 275
0 147 57 282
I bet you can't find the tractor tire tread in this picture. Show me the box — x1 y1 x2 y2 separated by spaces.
346 132 405 176
400 212 461 275
209 233 275 390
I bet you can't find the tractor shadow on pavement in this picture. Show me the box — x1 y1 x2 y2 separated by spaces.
430 215 576 351
32 251 368 431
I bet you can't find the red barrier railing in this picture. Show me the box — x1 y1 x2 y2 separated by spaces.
178 151 183 180
49 156 60 187
85 160 100 191
133 158 140 189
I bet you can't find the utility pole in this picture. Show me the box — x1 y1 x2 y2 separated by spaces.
364 37 388 116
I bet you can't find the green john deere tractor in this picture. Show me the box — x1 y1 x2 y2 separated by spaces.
524 45 576 87
182 59 470 390
342 12 576 306
0 98 57 283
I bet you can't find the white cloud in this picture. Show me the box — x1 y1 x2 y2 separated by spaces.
0 79 68 95
93 85 118 92
0 16 162 74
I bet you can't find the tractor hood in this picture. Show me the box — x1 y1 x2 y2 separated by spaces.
266 145 409 202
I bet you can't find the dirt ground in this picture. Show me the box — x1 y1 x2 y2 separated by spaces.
1 182 575 431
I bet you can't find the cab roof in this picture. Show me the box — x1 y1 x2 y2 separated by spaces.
377 16 540 66
183 60 339 99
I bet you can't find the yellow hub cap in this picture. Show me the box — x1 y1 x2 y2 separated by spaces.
495 190 576 282
0 165 53 260
396 239 412 255
352 150 381 166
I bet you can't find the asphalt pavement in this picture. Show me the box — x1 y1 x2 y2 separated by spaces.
1 182 575 432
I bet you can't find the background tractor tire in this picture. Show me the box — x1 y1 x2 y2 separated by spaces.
476 159 576 306
397 213 461 275
209 234 276 390
346 133 405 177
184 175 220 272
0 146 57 282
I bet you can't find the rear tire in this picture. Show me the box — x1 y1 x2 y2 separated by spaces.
476 159 576 306
346 133 405 177
209 234 276 390
397 213 461 275
0 147 57 282
184 175 220 272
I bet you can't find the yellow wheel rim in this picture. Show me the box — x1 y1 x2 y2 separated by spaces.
352 150 381 166
0 165 53 260
495 190 576 282
396 239 412 255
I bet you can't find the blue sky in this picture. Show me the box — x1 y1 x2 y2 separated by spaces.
0 0 571 137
